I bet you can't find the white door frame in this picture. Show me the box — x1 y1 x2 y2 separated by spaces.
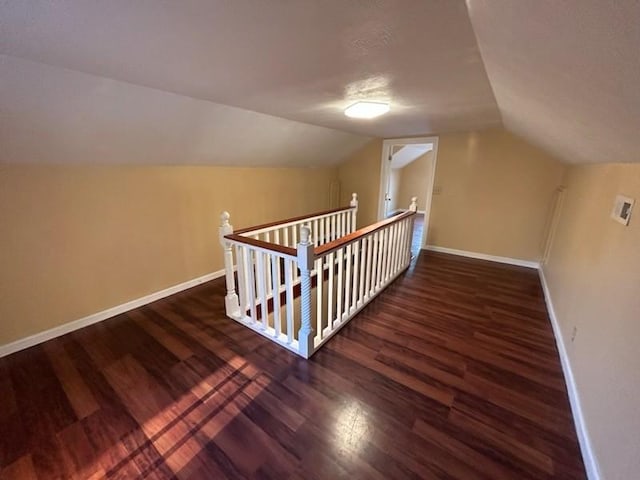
377 136 439 250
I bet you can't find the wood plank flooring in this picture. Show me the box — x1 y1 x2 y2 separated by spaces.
0 231 585 478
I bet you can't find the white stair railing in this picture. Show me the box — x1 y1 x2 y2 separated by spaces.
220 194 418 358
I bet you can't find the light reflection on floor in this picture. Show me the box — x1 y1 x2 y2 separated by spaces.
333 399 372 456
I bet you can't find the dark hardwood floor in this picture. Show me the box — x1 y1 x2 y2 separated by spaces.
0 228 586 478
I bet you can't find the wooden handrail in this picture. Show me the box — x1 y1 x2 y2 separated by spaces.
224 234 297 257
234 205 355 235
314 211 416 257
225 208 413 259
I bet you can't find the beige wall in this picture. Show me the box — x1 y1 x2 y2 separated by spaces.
337 139 383 227
543 163 640 479
0 165 336 346
428 128 565 261
337 129 565 261
397 151 433 210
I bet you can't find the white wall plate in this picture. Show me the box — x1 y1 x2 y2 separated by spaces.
611 194 635 226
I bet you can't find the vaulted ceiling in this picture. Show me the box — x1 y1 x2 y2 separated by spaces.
1 1 638 165
468 0 640 164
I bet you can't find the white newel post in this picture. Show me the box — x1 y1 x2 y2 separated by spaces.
408 197 418 258
219 211 241 319
297 224 315 358
350 192 359 232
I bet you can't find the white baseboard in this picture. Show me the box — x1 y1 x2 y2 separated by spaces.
424 245 540 269
0 269 226 358
538 268 600 480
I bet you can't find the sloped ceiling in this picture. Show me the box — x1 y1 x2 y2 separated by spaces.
0 55 370 166
0 0 500 141
467 0 640 164
391 145 433 169
1 1 638 166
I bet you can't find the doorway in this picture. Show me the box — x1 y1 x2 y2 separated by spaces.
377 136 439 251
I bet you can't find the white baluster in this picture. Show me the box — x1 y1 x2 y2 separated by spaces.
235 245 247 316
297 225 315 358
376 230 383 287
336 247 344 325
219 212 241 318
380 230 386 286
391 222 399 274
389 225 396 277
404 217 412 264
383 225 391 281
392 224 398 276
256 252 267 330
391 224 397 275
344 244 352 318
284 259 294 343
327 251 335 332
247 250 257 323
350 193 358 231
359 238 367 305
315 257 323 343
351 241 359 313
386 224 394 278
340 212 346 238
409 215 416 258
264 251 272 297
383 227 390 283
283 227 289 247
320 216 326 246
274 229 280 246
365 234 373 298
271 255 282 338
331 215 337 241
399 222 405 271
313 219 319 250
398 220 407 268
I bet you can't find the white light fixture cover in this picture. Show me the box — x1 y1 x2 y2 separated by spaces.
344 101 390 119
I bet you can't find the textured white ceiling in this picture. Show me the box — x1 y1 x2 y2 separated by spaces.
0 0 501 139
467 0 640 164
0 55 370 166
1 1 638 166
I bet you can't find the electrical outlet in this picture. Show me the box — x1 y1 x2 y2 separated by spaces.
571 326 577 342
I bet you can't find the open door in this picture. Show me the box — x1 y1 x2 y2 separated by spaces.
378 137 439 250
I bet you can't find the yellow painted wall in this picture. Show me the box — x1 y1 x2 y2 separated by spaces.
337 139 383 227
397 151 433 210
338 129 566 261
0 165 336 346
428 128 566 261
543 163 640 479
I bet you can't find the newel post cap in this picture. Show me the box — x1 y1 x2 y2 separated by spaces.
300 224 311 244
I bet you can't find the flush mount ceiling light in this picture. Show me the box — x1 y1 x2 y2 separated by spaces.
344 101 390 119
